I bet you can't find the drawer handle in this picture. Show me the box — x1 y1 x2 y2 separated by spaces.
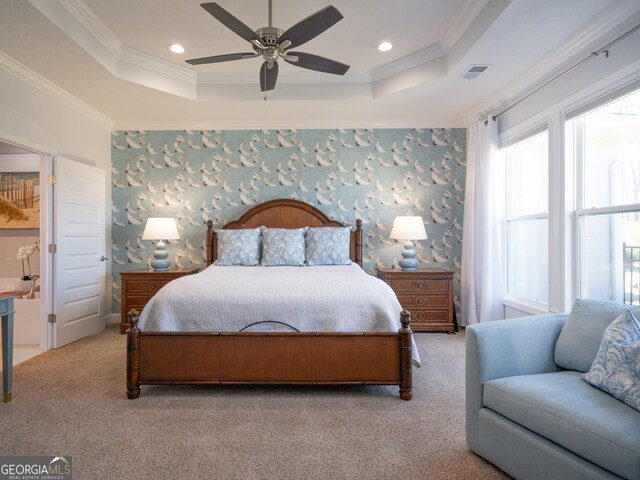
414 281 426 290
413 311 427 321
415 295 427 306
148 281 159 292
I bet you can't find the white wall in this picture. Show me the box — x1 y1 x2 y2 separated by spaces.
0 64 113 315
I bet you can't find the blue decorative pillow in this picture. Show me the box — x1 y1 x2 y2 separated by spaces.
582 310 640 412
261 227 307 266
305 227 352 266
555 298 640 373
215 228 261 266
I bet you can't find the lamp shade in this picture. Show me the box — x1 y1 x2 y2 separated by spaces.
390 216 427 240
142 218 180 241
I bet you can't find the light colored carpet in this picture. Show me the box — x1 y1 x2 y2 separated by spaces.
1 326 509 480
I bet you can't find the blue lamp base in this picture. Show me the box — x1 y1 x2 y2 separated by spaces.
149 240 171 271
399 240 419 271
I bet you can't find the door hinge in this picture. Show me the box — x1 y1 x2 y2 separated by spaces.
48 313 56 324
48 243 57 254
48 174 57 184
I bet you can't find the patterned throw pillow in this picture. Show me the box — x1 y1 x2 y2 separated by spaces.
305 227 352 266
261 227 307 266
582 310 640 411
215 228 261 266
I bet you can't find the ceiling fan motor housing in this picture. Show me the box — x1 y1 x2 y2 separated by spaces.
254 27 284 64
255 27 283 46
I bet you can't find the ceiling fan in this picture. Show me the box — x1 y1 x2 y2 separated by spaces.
186 1 350 92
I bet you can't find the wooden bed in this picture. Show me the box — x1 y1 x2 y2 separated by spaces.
126 199 413 400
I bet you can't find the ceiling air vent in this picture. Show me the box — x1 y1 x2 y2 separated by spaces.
460 64 490 80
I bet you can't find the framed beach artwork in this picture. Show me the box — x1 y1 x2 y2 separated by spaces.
0 172 40 229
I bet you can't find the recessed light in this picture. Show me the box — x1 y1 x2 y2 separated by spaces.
378 42 392 52
169 43 185 54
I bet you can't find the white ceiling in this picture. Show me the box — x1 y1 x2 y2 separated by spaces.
0 0 638 129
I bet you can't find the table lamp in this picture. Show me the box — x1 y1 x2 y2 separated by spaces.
390 216 428 271
142 218 180 271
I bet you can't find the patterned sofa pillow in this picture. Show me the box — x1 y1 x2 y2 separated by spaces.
305 227 352 266
582 310 640 411
261 227 307 266
214 228 262 266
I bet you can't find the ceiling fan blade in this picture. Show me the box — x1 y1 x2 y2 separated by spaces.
200 3 258 43
260 61 279 91
186 52 257 65
283 52 350 75
278 5 343 50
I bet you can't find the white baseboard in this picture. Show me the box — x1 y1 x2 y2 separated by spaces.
106 313 120 326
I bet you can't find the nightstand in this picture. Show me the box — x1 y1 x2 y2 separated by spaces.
119 268 199 333
376 267 456 334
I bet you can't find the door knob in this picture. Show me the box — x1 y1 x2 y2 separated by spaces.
100 256 108 262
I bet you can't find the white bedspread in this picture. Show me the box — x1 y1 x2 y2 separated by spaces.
139 263 420 366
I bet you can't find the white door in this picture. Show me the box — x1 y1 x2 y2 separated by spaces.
53 157 106 348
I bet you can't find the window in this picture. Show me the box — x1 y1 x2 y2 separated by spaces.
503 130 549 303
567 89 640 304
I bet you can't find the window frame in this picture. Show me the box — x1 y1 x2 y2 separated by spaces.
502 128 550 305
498 71 640 316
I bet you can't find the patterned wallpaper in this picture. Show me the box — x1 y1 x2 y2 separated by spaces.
111 128 466 314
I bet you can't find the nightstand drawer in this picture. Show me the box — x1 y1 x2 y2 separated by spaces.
123 279 172 294
409 309 450 324
397 294 450 308
125 295 154 310
389 278 449 294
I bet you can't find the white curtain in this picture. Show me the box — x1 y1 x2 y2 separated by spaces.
460 117 505 325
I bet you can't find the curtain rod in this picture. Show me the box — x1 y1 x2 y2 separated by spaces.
485 23 640 125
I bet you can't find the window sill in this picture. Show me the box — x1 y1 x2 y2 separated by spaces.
503 294 549 316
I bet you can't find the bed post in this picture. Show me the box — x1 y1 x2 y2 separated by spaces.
355 219 363 266
126 310 141 399
399 310 413 401
206 219 214 266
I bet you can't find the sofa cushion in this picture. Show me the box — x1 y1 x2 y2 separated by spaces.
484 371 640 480
555 298 640 372
583 310 640 412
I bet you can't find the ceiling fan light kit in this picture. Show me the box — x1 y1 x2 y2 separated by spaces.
187 1 350 92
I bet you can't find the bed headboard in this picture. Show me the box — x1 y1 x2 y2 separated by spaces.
205 199 362 267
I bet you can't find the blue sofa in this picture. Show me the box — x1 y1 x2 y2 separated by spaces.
465 299 640 480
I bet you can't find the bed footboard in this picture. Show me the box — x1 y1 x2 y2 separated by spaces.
126 310 413 400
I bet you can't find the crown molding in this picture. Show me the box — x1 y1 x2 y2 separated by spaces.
57 0 121 55
441 0 489 48
0 50 113 129
112 118 466 131
197 69 371 85
118 46 196 83
371 43 449 82
461 0 640 126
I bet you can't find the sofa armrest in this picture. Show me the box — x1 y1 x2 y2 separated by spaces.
465 313 568 452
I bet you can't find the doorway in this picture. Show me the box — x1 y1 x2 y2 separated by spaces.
0 140 46 365
0 139 108 366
